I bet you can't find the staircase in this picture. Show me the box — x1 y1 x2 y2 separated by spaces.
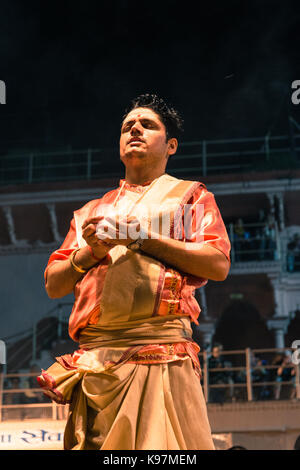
4 303 76 373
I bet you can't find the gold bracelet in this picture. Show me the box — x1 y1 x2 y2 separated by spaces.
69 248 88 274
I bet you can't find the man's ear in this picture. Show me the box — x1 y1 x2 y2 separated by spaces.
167 138 178 156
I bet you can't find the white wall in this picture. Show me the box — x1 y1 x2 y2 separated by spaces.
0 252 74 340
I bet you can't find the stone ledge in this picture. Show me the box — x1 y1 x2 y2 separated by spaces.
229 260 282 274
207 399 300 412
207 399 300 433
0 244 57 255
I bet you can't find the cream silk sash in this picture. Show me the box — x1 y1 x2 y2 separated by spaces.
73 174 201 326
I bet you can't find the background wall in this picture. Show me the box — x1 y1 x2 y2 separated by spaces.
1 252 74 339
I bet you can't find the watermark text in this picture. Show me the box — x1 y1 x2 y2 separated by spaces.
0 340 6 364
291 340 300 365
291 80 300 105
95 203 205 250
0 81 6 104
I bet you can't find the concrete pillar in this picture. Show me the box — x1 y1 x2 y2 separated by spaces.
266 192 275 217
267 317 291 349
276 193 285 231
197 322 216 350
46 203 62 244
266 192 285 232
203 330 214 349
269 276 286 317
195 286 208 319
274 328 285 349
2 206 28 246
2 206 18 245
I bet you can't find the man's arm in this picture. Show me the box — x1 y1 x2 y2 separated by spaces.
140 237 230 281
94 212 231 281
45 216 113 299
135 187 230 280
45 243 111 298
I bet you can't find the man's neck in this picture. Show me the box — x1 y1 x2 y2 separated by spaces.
124 168 166 185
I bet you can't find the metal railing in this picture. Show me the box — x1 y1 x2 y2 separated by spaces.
0 346 299 421
200 347 300 404
1 134 299 185
226 221 300 273
0 372 67 422
227 221 281 264
2 303 73 374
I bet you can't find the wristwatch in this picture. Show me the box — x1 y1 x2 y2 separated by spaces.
127 237 144 251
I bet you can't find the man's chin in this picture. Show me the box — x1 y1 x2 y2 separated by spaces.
123 150 146 160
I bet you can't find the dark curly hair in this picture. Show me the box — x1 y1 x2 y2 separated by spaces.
122 93 184 141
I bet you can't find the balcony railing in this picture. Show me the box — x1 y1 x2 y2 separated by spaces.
0 371 67 422
227 221 281 264
1 134 299 186
200 346 300 404
226 221 300 273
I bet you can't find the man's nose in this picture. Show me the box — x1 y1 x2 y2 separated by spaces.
131 122 143 134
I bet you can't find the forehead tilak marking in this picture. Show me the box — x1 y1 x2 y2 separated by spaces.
123 109 159 126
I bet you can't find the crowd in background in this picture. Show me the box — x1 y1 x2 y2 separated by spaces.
2 364 50 419
232 209 278 262
204 343 298 404
231 209 300 271
287 233 300 272
2 364 48 407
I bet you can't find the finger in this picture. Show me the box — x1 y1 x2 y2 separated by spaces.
82 216 104 229
96 237 117 247
96 228 113 241
98 222 110 231
82 225 96 238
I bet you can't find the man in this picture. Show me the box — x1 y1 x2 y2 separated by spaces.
208 344 228 404
37 94 231 450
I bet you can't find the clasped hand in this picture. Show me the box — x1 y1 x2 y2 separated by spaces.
82 214 147 251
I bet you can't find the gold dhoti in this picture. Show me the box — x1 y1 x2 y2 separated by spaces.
37 316 215 450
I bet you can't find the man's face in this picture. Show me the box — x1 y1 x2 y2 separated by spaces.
11 378 20 387
212 347 220 358
119 107 177 170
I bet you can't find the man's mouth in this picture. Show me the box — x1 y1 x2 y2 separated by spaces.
128 138 144 145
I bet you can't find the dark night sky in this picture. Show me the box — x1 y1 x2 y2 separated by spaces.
1 0 300 152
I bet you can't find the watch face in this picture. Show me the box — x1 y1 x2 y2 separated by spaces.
128 238 143 251
128 242 139 250
130 242 140 250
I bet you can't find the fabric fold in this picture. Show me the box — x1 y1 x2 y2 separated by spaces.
37 316 201 406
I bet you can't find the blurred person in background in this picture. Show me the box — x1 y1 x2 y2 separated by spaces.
287 233 300 272
24 364 50 404
251 357 269 401
208 344 227 404
277 352 296 400
294 434 300 450
3 375 27 420
233 218 245 261
262 213 277 260
271 353 285 400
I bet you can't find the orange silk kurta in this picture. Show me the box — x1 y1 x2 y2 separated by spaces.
45 179 231 342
